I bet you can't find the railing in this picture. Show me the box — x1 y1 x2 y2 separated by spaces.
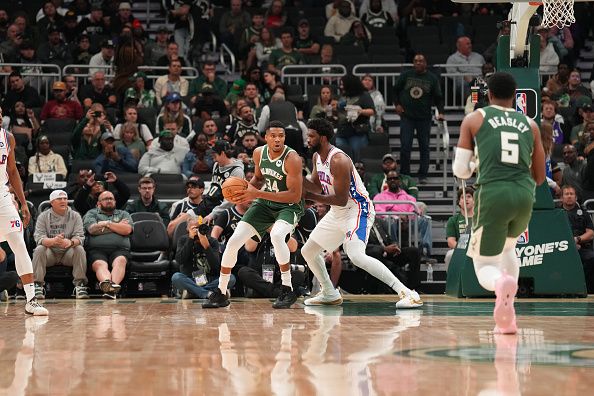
0 63 62 101
281 64 348 97
62 64 200 88
434 107 450 195
372 200 420 248
219 43 236 76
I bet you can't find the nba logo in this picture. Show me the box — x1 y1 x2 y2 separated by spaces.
517 228 529 244
516 92 527 114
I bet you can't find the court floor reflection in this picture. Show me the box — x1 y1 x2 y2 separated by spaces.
1 297 594 395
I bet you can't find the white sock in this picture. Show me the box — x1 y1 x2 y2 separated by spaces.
24 283 35 302
476 265 502 291
302 241 335 294
280 270 292 289
501 239 520 282
218 272 231 294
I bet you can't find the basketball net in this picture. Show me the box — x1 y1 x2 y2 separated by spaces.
539 0 576 28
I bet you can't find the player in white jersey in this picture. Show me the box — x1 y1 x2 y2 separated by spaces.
0 107 47 315
301 118 422 308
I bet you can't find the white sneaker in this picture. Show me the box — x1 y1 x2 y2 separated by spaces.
395 290 423 309
25 298 49 316
304 289 343 306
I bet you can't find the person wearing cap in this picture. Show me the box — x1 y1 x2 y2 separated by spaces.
37 22 72 69
167 176 209 237
39 80 83 121
2 71 43 114
125 177 171 226
144 25 171 66
268 29 305 74
28 135 68 178
224 79 248 109
295 19 320 56
110 1 134 42
78 71 117 109
154 58 189 107
94 130 138 175
83 191 133 299
124 71 156 109
155 97 194 142
32 190 88 299
61 10 81 43
88 39 114 77
138 130 188 176
189 61 229 104
368 154 418 199
74 170 130 217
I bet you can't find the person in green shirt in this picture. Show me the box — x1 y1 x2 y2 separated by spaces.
124 177 171 226
189 61 229 103
367 153 418 199
268 29 305 74
445 186 474 270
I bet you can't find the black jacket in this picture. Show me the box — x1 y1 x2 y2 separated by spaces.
73 178 131 216
176 235 221 281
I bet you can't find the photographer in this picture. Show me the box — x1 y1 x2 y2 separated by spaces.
73 171 131 217
171 217 236 299
238 233 306 298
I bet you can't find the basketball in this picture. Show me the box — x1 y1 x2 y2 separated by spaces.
222 176 248 202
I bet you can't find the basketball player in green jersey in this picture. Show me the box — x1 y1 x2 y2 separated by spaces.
203 120 304 309
454 72 545 334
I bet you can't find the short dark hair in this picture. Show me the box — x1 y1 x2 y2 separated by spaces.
138 176 155 187
213 139 232 154
307 118 335 141
9 70 22 79
487 72 517 100
268 120 285 130
457 186 475 206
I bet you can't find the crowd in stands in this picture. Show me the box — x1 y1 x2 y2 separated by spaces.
1 0 594 299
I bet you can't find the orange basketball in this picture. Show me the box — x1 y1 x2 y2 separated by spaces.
222 176 248 202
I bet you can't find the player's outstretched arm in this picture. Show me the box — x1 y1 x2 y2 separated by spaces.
530 119 546 185
6 133 30 227
306 153 350 207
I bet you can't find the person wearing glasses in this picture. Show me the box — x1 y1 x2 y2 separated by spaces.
83 191 133 299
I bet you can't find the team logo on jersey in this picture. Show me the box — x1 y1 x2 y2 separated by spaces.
346 231 352 239
276 160 282 167
517 228 529 244
410 86 423 99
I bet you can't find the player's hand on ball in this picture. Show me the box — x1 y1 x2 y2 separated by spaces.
234 183 257 204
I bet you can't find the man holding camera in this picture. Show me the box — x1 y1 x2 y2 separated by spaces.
171 217 236 299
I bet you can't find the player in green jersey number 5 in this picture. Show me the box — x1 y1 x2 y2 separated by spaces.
454 72 545 334
203 120 305 309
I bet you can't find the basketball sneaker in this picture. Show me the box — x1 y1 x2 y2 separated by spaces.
395 289 423 309
304 288 343 306
73 285 89 299
272 285 298 309
25 297 49 316
202 289 230 308
493 273 517 334
34 283 45 300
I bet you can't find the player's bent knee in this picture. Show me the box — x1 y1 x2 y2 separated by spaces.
301 240 323 262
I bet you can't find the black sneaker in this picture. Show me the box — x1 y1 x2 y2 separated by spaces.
272 285 298 309
202 289 230 308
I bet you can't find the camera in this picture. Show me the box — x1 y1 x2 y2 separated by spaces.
93 111 102 117
198 223 209 235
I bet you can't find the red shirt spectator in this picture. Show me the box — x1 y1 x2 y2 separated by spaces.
40 81 83 121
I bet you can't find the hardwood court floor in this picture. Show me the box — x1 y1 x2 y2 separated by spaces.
2 295 594 396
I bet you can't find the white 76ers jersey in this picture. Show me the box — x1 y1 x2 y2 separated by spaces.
315 147 372 213
0 128 10 190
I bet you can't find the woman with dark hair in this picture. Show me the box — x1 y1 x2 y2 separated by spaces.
7 101 40 150
262 70 281 103
336 75 375 161
309 85 338 126
182 133 215 177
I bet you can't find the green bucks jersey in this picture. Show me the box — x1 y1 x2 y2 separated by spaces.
259 145 293 203
474 105 536 192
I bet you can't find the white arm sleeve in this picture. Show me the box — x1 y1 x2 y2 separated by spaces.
453 147 476 179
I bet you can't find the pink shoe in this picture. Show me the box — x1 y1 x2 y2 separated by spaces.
493 273 517 334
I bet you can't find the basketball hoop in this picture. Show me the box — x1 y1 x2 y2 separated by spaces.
537 0 576 28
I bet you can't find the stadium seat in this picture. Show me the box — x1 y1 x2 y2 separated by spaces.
151 173 183 184
41 118 76 135
360 145 390 159
71 159 95 174
131 212 164 223
127 220 171 296
155 183 186 199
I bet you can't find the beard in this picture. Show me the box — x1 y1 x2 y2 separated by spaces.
307 142 321 157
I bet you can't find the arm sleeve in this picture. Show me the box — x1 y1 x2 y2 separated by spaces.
445 216 458 239
113 179 131 209
74 184 92 215
176 235 194 276
82 210 98 232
